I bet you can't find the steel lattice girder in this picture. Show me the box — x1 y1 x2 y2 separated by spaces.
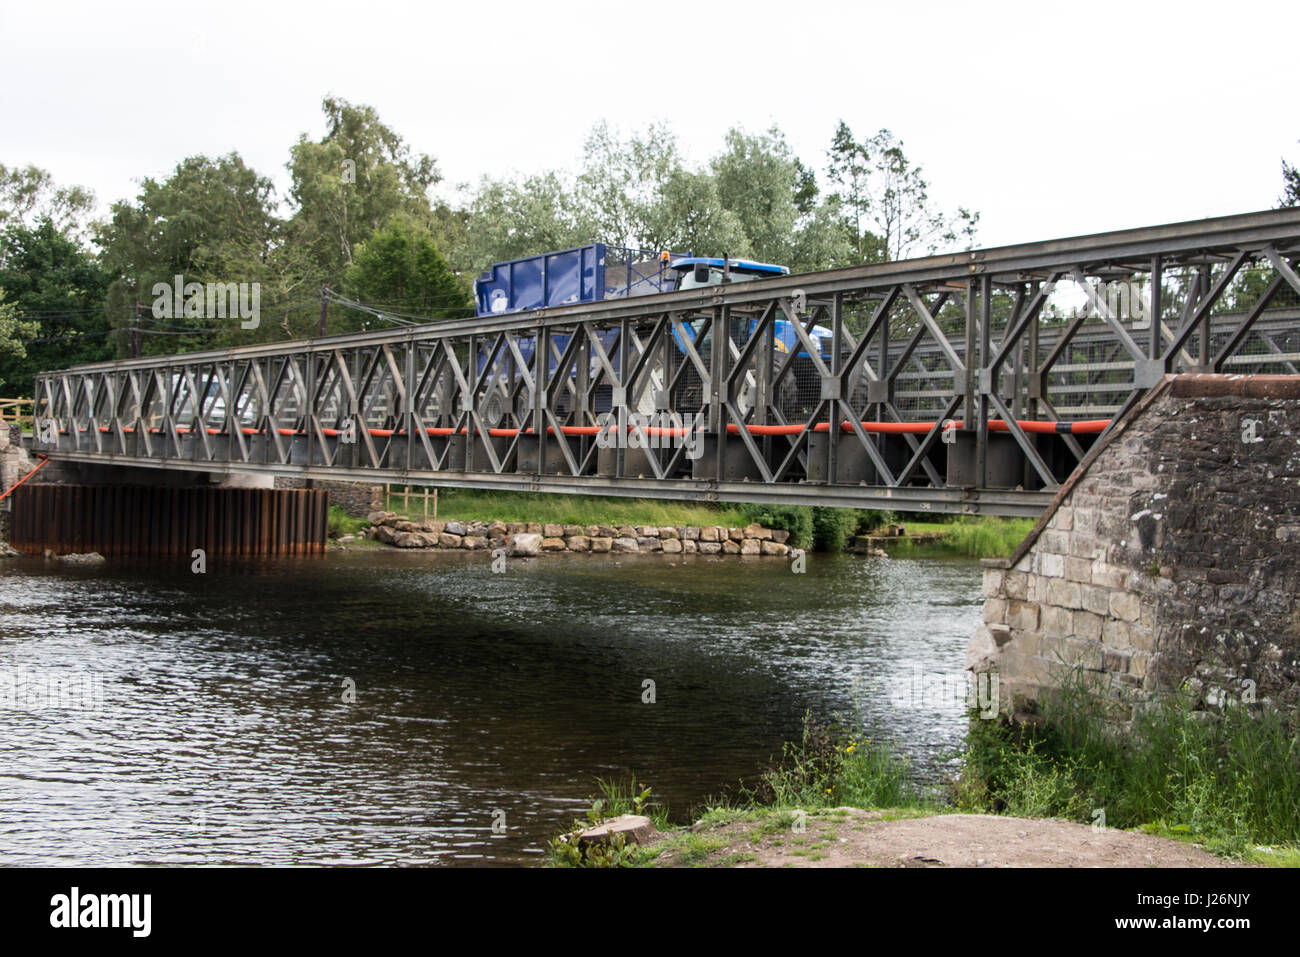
30 208 1300 517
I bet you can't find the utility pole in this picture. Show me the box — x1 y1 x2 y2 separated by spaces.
319 284 330 337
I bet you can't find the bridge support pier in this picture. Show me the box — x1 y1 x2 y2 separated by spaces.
969 374 1300 719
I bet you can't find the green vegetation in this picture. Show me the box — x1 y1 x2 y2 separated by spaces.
889 516 1035 559
326 505 367 539
386 488 903 553
552 692 1300 866
956 675 1300 859
390 488 751 529
743 710 927 811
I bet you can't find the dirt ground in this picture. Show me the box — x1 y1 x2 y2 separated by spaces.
646 809 1242 868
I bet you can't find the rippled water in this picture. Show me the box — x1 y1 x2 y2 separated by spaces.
0 547 982 865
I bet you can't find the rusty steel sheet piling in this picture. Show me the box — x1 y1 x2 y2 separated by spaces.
8 484 327 558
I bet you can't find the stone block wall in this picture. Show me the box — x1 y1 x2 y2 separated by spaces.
274 478 383 516
968 375 1300 717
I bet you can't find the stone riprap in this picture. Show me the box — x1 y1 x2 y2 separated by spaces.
969 374 1300 718
359 511 800 558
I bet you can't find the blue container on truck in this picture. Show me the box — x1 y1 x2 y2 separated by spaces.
471 248 833 421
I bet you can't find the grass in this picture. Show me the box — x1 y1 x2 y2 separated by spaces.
327 505 367 539
955 672 1300 859
554 694 1300 866
888 516 1035 559
386 488 751 529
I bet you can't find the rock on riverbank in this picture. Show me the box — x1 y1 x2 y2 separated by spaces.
360 512 800 557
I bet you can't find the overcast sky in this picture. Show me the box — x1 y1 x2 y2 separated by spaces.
5 0 1297 253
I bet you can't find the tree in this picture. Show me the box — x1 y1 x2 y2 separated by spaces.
1281 151 1299 208
458 170 593 274
97 153 277 355
345 218 473 322
576 121 749 256
827 122 979 262
0 287 40 394
0 164 97 243
286 97 443 284
0 219 111 393
710 125 853 273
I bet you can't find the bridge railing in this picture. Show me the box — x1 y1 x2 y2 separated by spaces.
28 208 1300 516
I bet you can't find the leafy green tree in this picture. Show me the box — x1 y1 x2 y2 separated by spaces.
576 121 749 256
458 170 593 274
0 164 97 243
97 152 277 355
0 220 111 393
345 218 473 322
711 125 853 273
286 97 443 282
827 121 979 262
0 287 40 394
1281 152 1299 208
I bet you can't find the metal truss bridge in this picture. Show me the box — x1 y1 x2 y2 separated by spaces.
29 208 1300 517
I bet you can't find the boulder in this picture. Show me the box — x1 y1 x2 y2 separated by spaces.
421 519 447 535
506 522 527 535
618 525 637 539
728 527 744 542
526 522 544 535
661 538 683 554
395 520 420 533
506 533 543 557
739 539 761 555
681 539 697 554
760 540 789 557
658 526 679 539
562 524 585 538
565 535 590 552
697 542 722 555
699 526 719 542
770 529 790 544
373 525 401 545
575 814 656 847
636 525 660 538
612 537 640 553
542 537 567 551
394 532 431 548
462 536 488 550
543 523 565 539
444 521 468 536
590 537 613 553
58 551 106 564
438 533 463 548
723 540 741 555
366 510 398 526
682 526 701 541
637 537 662 551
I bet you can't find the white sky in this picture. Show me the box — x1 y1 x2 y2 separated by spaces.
4 0 1297 253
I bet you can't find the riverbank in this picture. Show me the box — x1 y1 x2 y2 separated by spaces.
551 695 1300 868
363 488 1034 560
353 510 801 557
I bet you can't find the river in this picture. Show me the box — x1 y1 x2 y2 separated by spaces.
0 547 982 865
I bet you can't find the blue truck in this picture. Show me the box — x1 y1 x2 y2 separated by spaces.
470 244 832 422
